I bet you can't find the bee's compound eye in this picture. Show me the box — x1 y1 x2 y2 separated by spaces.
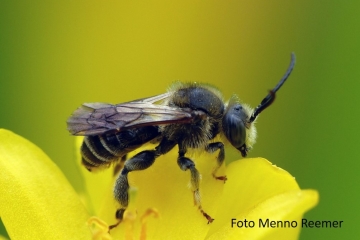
222 103 247 149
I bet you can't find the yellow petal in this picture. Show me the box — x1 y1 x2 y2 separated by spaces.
207 158 300 236
206 158 318 240
206 189 319 240
0 129 92 239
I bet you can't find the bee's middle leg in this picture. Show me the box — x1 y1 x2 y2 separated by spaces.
177 154 214 223
205 142 227 182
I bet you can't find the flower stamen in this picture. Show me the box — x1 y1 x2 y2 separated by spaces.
140 208 159 240
87 216 113 240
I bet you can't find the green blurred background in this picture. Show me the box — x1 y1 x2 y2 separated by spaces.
1 1 358 239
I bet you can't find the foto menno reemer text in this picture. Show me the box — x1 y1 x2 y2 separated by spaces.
231 219 343 228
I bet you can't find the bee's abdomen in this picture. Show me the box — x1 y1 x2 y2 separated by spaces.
81 126 160 171
81 135 119 170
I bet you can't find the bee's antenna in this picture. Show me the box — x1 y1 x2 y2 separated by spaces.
249 52 296 123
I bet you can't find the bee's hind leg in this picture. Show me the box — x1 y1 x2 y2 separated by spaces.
111 150 157 230
205 142 227 182
177 146 214 224
110 138 177 230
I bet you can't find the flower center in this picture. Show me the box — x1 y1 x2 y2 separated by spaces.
87 208 159 240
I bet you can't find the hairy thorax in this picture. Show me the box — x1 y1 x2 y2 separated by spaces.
162 82 225 150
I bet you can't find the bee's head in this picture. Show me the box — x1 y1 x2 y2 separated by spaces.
222 52 296 157
222 99 256 157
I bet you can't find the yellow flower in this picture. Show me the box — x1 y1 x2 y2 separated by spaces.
0 129 91 239
0 129 318 239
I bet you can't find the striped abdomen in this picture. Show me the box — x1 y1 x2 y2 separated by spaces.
81 126 160 171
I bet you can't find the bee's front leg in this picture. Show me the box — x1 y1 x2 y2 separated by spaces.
205 142 227 182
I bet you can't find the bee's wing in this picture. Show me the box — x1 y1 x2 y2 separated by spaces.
67 92 193 136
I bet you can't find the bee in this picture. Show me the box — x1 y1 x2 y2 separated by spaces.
67 53 295 229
